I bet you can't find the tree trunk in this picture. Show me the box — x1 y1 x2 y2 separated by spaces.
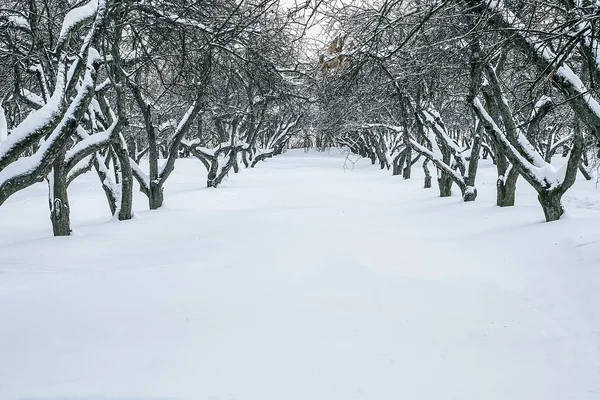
544 128 554 163
579 163 592 181
207 158 218 188
462 131 482 202
462 186 477 202
50 144 71 236
93 157 118 215
149 182 164 210
538 191 565 222
402 124 412 179
497 166 518 207
368 149 376 165
492 139 519 207
108 5 133 219
438 169 452 197
375 146 386 169
423 159 432 188
147 122 161 210
393 149 407 176
211 150 238 187
241 150 250 168
232 150 240 173
402 145 412 179
112 141 133 220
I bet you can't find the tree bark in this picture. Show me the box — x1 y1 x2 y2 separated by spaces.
423 159 432 188
106 2 134 219
438 169 452 197
579 163 592 181
148 181 164 210
393 149 407 176
93 156 118 215
49 143 71 236
497 167 519 207
402 146 412 179
113 140 133 220
402 128 412 179
538 191 565 222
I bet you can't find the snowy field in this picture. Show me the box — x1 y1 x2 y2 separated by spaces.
1 149 599 400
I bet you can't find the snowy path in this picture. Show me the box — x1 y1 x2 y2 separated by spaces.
1 150 599 399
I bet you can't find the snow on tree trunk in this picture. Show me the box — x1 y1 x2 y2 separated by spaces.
466 0 600 142
496 167 518 207
394 149 407 176
472 91 584 221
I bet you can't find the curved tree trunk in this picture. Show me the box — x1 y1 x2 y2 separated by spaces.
538 191 565 222
423 159 432 188
496 167 519 207
393 149 407 176
93 156 118 216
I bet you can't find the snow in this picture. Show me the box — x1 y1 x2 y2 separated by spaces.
158 119 177 132
422 109 457 152
532 95 552 119
473 98 564 188
94 78 111 93
154 11 213 34
64 119 117 165
95 153 121 209
487 0 600 123
6 15 30 30
67 155 93 183
185 139 249 158
57 0 99 49
0 150 599 399
28 63 50 103
0 61 67 162
21 88 45 108
0 53 97 190
410 131 465 187
551 132 574 153
130 159 150 190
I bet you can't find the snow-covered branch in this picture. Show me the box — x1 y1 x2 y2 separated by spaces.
56 0 100 54
158 99 203 185
0 49 101 205
64 118 120 172
469 0 600 140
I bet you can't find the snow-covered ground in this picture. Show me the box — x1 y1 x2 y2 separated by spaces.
1 149 599 400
